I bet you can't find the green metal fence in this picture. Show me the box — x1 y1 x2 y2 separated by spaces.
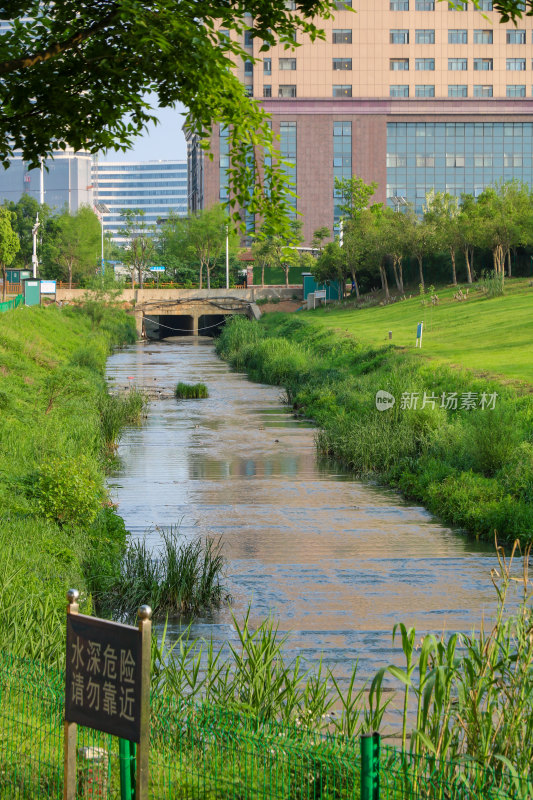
0 294 24 313
0 652 527 799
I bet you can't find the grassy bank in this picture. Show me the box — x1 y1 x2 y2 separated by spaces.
0 302 140 662
216 313 533 544
308 277 533 385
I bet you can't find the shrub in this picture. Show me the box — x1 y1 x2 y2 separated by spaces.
30 455 104 526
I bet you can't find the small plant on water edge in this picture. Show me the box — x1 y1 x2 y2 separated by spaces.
92 527 229 621
175 382 209 399
99 387 147 453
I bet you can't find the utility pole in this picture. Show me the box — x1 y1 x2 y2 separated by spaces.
32 214 40 278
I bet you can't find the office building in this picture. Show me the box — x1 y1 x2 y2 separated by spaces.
0 149 93 212
188 0 533 244
93 160 188 242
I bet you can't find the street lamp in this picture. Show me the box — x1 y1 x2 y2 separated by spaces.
93 202 110 274
391 195 408 213
225 224 229 289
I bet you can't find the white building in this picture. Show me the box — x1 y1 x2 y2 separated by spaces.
0 149 93 213
93 160 188 242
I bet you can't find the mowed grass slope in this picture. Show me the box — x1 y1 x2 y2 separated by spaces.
305 279 533 385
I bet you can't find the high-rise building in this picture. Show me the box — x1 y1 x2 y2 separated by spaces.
188 0 533 243
93 160 188 242
0 149 93 212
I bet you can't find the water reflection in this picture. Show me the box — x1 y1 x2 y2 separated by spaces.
107 338 502 681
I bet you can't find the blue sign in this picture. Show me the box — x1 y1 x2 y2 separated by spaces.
416 322 423 339
150 266 165 272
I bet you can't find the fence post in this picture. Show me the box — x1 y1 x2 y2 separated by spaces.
360 732 380 800
119 740 134 800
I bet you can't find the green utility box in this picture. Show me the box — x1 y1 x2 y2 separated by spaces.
23 278 40 306
302 273 342 301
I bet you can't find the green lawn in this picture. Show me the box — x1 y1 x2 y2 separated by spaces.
305 279 533 385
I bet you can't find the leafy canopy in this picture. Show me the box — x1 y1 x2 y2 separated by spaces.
0 1 337 235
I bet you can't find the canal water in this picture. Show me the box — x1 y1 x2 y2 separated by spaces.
107 337 500 682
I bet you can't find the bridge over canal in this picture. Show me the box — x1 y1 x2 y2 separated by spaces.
54 287 299 338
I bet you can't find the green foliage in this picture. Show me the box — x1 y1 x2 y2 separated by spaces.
30 455 104 526
94 529 229 621
118 208 156 289
175 382 209 399
0 4 337 240
99 387 146 451
479 269 505 297
0 206 20 301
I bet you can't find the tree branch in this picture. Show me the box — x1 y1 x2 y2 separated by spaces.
0 5 120 75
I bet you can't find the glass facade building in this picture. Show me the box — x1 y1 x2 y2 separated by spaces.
93 160 187 242
0 150 93 212
387 121 533 212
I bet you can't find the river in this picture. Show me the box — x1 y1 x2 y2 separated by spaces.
107 337 501 682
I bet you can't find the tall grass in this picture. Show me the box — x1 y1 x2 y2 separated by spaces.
92 527 229 621
99 387 147 452
0 303 138 662
175 381 209 399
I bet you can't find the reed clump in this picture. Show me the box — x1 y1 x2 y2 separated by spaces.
99 387 147 452
175 381 209 399
93 527 229 621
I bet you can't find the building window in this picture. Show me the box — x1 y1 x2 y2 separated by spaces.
416 58 435 70
448 1 467 8
285 0 296 9
449 84 468 96
334 0 352 7
333 29 352 43
475 154 493 166
390 29 409 44
474 84 493 96
333 58 352 70
278 85 297 97
390 0 409 8
416 155 435 166
474 58 493 71
263 85 272 97
507 30 526 44
387 153 407 166
416 29 435 43
333 85 352 96
505 153 523 166
416 0 435 8
333 121 352 230
244 60 253 74
506 85 526 97
507 58 526 70
390 58 409 70
473 30 493 44
446 154 465 167
449 58 467 70
416 84 435 97
244 85 253 96
279 58 296 70
479 0 493 8
263 58 271 74
244 30 253 47
448 29 467 44
390 84 409 96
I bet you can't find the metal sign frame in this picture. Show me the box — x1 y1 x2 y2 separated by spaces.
63 590 151 800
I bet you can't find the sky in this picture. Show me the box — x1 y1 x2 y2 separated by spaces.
100 98 188 163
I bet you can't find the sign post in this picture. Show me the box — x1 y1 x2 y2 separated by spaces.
64 590 151 800
416 322 423 348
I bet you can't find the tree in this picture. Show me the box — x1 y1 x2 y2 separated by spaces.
312 240 345 290
119 210 156 289
259 219 304 288
0 2 336 237
0 208 20 301
55 206 100 287
159 206 240 289
424 191 461 286
474 182 532 280
4 194 51 269
404 210 436 290
380 208 408 294
251 238 272 288
334 176 377 220
311 226 331 253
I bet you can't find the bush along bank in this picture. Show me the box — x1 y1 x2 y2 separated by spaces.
0 302 141 664
216 315 533 544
